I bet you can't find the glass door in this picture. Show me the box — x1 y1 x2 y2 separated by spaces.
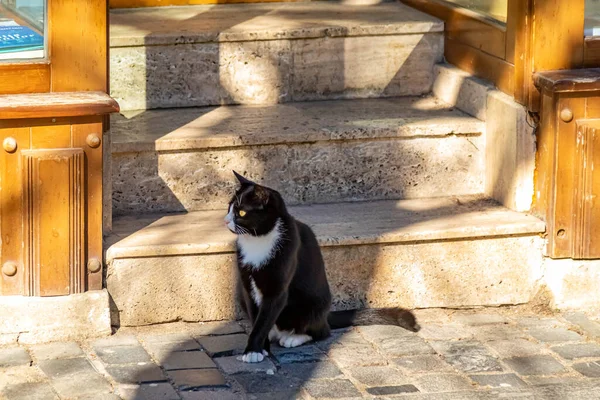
0 0 45 61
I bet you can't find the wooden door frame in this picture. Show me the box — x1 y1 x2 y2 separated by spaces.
401 0 594 112
0 0 109 95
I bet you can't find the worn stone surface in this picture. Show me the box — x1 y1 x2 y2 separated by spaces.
110 2 443 47
572 361 600 377
0 347 31 368
432 63 492 121
110 2 442 110
234 373 302 393
526 327 583 343
0 290 111 344
431 341 503 373
366 385 420 396
278 361 342 380
451 312 509 326
107 198 544 325
30 342 83 361
503 355 566 376
94 345 152 365
214 355 276 375
348 365 410 386
198 334 248 357
303 379 361 399
470 324 528 341
486 90 536 212
113 134 484 215
551 343 600 359
105 363 166 384
564 312 600 338
49 372 113 398
161 351 216 370
119 383 179 400
169 369 227 390
418 323 475 341
486 338 545 358
4 312 600 399
394 355 452 373
272 345 326 364
470 373 527 389
190 321 245 337
543 259 600 311
1 381 58 400
416 373 474 392
111 96 483 154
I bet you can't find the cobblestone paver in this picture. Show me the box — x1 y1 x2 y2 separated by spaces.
2 310 600 399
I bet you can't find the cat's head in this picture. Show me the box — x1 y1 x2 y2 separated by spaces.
224 171 286 236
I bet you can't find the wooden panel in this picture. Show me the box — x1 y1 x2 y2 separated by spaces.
0 92 119 120
22 149 85 296
402 0 507 59
0 64 50 95
550 95 585 258
533 92 556 227
0 126 30 295
572 121 600 258
507 0 531 104
49 0 108 92
534 68 600 93
584 37 600 68
445 37 515 96
73 117 104 291
30 120 71 149
528 0 585 110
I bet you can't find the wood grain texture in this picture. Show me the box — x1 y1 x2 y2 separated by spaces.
0 64 50 95
402 0 506 58
22 149 85 296
0 92 119 120
534 69 600 93
0 126 30 295
73 117 105 291
49 0 108 92
572 120 600 258
445 37 515 95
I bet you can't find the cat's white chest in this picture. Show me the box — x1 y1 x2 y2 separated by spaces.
237 219 282 269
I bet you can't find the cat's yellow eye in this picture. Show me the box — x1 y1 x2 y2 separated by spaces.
238 210 247 217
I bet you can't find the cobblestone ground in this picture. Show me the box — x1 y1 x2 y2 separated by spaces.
2 308 600 399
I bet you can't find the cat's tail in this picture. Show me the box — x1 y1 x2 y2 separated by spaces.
327 308 420 332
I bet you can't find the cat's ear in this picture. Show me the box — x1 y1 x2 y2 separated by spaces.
254 185 270 205
233 170 255 186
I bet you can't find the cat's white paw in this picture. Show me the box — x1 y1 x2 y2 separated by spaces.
279 333 312 348
241 350 268 363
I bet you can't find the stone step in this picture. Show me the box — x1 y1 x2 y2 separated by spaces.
105 196 545 326
109 2 443 111
111 96 485 215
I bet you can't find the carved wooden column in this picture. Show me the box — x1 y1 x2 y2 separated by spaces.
0 93 119 296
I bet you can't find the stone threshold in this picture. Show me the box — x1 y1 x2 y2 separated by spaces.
111 96 484 153
109 2 443 47
105 195 545 262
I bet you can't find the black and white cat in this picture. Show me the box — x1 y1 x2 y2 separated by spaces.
225 171 419 363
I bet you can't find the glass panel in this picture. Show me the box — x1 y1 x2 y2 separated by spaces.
586 0 600 36
443 0 507 24
0 0 45 61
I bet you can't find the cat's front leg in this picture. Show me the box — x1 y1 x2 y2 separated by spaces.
242 293 287 363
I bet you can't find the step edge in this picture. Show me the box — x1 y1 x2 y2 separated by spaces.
110 19 443 48
105 219 545 263
111 119 486 154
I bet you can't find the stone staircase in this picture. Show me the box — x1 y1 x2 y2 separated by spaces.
106 2 546 326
